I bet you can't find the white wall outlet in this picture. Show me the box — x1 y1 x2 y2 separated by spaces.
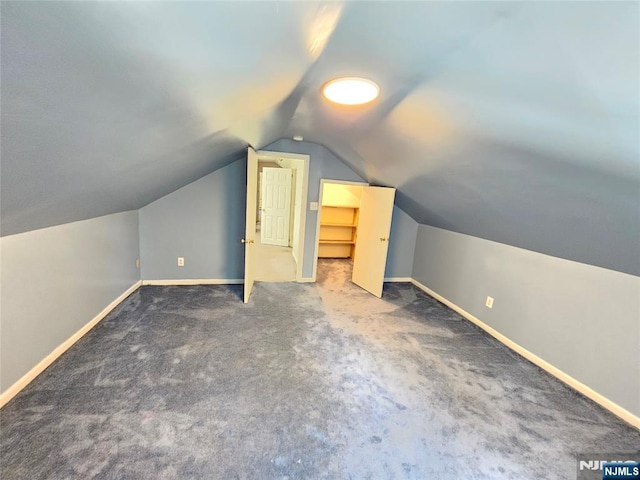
177 257 185 267
310 201 319 211
136 259 140 269
485 296 494 309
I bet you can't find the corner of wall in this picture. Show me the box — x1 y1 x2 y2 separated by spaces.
1 211 142 400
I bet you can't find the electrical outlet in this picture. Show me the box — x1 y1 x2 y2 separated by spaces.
310 202 319 211
177 257 185 267
136 259 140 269
485 296 494 309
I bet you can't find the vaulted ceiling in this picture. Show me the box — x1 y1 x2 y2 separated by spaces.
2 1 638 275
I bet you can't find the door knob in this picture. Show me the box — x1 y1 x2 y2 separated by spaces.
379 237 387 242
241 238 254 244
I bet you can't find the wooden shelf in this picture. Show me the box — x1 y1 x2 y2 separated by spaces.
321 205 360 209
319 239 356 245
319 204 359 259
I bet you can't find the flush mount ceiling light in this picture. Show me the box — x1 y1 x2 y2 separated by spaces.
322 77 379 105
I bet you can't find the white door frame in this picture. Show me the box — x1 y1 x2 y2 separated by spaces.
311 178 368 282
256 150 309 282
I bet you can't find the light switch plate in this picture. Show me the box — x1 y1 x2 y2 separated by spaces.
310 202 319 211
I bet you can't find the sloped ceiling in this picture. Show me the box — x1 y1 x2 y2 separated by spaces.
1 1 638 275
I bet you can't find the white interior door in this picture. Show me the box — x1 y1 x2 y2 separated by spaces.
260 167 292 246
243 147 259 303
352 186 396 297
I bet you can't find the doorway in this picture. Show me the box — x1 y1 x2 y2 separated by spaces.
312 179 396 298
255 160 295 282
243 148 310 303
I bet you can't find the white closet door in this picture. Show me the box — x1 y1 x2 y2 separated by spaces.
352 186 396 297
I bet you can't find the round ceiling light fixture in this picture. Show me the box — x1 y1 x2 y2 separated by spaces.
322 77 380 105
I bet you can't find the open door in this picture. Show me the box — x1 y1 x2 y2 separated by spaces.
352 186 396 297
243 147 259 303
261 167 293 246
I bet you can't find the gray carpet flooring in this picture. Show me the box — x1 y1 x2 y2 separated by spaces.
1 260 638 479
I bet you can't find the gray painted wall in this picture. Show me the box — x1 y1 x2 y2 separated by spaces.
139 141 418 281
139 159 246 280
0 210 140 393
386 206 418 279
264 140 417 279
412 225 640 417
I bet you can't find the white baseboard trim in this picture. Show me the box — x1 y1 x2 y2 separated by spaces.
410 278 640 430
144 278 316 285
384 277 412 282
0 280 142 409
142 279 243 286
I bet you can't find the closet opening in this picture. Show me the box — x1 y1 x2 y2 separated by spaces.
313 179 396 298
